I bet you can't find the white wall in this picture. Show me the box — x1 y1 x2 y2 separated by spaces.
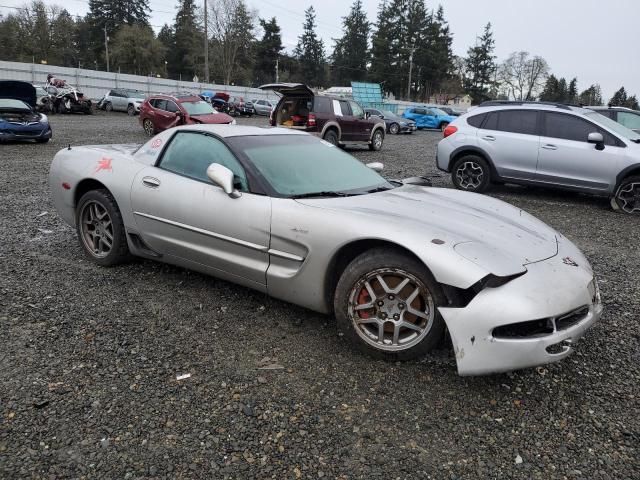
0 60 281 102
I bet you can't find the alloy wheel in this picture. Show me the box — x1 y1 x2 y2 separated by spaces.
616 182 640 213
389 123 399 134
80 200 114 258
347 268 435 352
455 161 484 190
373 131 383 149
143 119 154 137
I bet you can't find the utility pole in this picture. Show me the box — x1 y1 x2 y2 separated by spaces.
104 25 110 72
407 39 416 101
275 58 279 82
204 0 209 83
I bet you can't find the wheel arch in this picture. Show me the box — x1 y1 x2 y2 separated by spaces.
449 146 499 178
74 178 111 208
614 164 640 190
369 124 386 142
321 122 341 139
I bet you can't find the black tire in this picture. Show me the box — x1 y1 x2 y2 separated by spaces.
105 102 113 112
75 189 131 267
389 123 400 135
369 129 384 151
143 119 155 137
323 129 339 146
611 175 640 214
451 154 491 193
334 248 446 361
127 104 136 116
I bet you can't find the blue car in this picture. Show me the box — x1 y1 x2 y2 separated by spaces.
402 106 456 131
0 81 52 143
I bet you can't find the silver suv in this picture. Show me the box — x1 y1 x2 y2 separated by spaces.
99 89 146 115
436 101 640 214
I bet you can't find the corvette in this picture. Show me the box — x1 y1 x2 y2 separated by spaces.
49 125 602 375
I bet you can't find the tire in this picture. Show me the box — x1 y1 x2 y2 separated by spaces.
143 119 155 137
323 129 339 146
334 248 446 361
75 189 131 267
389 123 400 135
105 102 113 112
611 175 640 214
369 129 384 151
451 154 491 193
127 104 136 116
440 122 449 131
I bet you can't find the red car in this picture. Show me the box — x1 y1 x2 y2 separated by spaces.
139 93 235 136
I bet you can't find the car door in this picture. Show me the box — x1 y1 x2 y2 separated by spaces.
536 111 625 192
477 109 541 180
423 109 440 129
336 100 357 141
404 108 425 127
112 90 126 111
349 101 372 141
154 99 178 131
130 130 271 285
616 111 640 134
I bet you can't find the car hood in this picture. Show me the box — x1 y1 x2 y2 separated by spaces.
297 186 559 269
0 81 37 108
188 113 234 124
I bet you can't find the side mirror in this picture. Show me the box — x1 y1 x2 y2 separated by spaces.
588 132 605 150
366 162 384 172
206 163 241 198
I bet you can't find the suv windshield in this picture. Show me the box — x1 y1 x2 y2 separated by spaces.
126 90 145 99
584 111 640 142
181 101 215 115
229 135 392 197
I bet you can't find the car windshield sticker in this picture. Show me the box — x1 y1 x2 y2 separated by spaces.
151 138 163 149
95 157 113 173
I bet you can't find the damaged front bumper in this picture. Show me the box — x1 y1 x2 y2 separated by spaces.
439 240 603 376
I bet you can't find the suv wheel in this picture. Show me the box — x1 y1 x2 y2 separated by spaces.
323 129 339 146
127 104 136 116
451 155 491 193
612 176 640 214
105 102 113 112
369 129 384 151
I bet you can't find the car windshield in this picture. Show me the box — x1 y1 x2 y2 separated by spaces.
126 90 145 99
0 99 30 110
584 111 640 141
181 101 216 115
229 135 393 197
382 110 398 118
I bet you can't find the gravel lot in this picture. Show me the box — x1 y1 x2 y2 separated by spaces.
1 112 638 479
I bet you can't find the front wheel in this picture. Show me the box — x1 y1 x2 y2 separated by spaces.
612 175 640 214
105 102 113 112
389 123 400 135
334 248 445 361
369 129 384 151
127 105 136 116
76 189 131 267
143 119 155 137
451 155 491 193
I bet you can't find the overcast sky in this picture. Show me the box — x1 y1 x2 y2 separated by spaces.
2 0 637 99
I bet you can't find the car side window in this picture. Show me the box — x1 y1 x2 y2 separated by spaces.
152 99 167 110
482 112 499 130
165 101 179 113
617 111 640 130
413 109 426 115
159 132 248 191
425 109 436 116
467 113 486 128
339 100 352 116
496 110 538 135
349 101 364 118
544 112 617 146
314 96 331 114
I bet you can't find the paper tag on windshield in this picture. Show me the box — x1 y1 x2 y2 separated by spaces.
319 140 336 148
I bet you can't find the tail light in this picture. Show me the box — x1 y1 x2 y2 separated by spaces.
307 113 316 128
443 125 458 138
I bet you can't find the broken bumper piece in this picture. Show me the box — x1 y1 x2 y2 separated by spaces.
439 241 603 376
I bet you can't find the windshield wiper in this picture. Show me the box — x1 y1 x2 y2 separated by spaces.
365 185 394 194
290 191 354 199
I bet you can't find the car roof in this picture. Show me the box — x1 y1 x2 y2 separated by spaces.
587 105 636 112
150 92 202 102
468 103 590 115
171 124 310 138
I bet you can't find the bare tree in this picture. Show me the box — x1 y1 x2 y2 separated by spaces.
205 0 255 85
498 51 549 101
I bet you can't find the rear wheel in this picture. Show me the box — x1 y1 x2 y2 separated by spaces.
369 129 384 151
334 248 445 361
612 175 640 214
76 189 130 267
143 119 155 137
451 154 491 193
323 129 339 146
389 123 400 135
127 104 136 116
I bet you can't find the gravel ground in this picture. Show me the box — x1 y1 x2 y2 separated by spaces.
1 112 638 479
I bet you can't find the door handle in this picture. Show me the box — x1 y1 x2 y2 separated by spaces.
482 135 496 141
542 144 558 150
142 176 160 188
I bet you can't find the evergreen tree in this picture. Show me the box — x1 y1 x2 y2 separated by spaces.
369 1 395 91
109 24 165 75
578 84 603 106
567 77 578 104
626 95 639 110
253 17 283 85
88 0 150 35
556 77 567 102
539 74 559 102
331 0 369 85
294 6 326 87
463 23 496 104
417 4 454 101
609 86 628 106
172 0 202 79
157 24 175 76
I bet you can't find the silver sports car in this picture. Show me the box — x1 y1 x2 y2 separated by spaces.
49 125 603 375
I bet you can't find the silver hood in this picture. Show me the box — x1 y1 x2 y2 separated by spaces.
298 186 559 274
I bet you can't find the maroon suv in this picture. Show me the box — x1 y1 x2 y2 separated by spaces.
260 83 386 151
139 93 234 136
